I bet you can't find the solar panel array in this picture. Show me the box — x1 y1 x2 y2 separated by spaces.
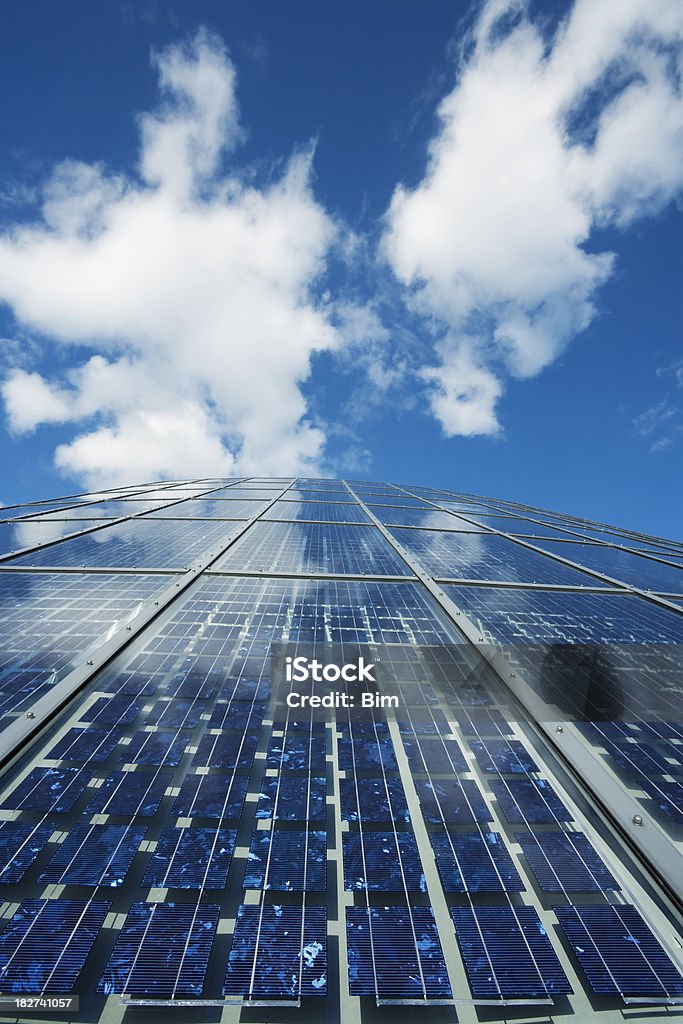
0 476 680 1020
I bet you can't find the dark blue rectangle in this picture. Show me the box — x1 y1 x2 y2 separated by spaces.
257 775 327 821
84 770 172 817
415 778 491 823
1 767 92 813
343 831 425 891
346 906 451 1000
243 829 327 891
98 902 220 997
430 831 524 893
554 904 683 998
224 904 327 998
0 822 55 885
470 738 539 774
451 905 571 999
191 732 258 769
172 773 249 819
402 736 467 774
0 899 110 992
40 824 146 887
517 831 620 892
46 727 121 763
340 777 410 823
491 779 572 824
141 827 236 889
119 731 188 766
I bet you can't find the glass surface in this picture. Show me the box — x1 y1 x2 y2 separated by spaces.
445 585 683 642
146 498 266 519
531 539 683 593
368 505 484 530
7 519 238 570
213 521 413 576
0 519 104 557
263 499 371 523
391 527 605 586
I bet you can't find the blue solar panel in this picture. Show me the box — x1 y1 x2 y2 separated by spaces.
0 821 55 885
415 778 491 823
142 699 206 729
98 902 220 997
456 708 512 736
517 831 620 892
207 701 265 731
1 767 92 813
343 831 425 891
243 829 327 890
267 732 327 770
346 906 451 1000
337 736 397 771
430 831 524 892
0 899 110 992
451 905 571 999
39 824 146 887
257 775 327 821
470 738 539 773
224 905 327 999
402 736 468 773
340 777 410 823
119 731 188 766
46 727 121 763
397 707 451 734
491 778 572 823
191 732 258 769
605 740 683 779
79 695 142 726
554 904 683 998
172 772 249 819
141 827 236 888
84 770 172 817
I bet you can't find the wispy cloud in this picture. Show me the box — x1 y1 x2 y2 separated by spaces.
383 0 683 437
635 360 683 453
0 30 339 486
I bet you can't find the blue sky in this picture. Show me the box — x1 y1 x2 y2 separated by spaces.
0 0 681 539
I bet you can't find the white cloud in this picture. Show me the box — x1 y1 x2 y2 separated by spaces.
384 0 683 436
0 30 337 486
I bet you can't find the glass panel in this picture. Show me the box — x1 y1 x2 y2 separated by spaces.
213 521 412 576
263 500 370 523
6 519 238 570
390 528 605 586
532 540 683 593
444 586 683 642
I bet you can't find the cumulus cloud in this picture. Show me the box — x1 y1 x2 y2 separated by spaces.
384 0 683 436
0 30 337 485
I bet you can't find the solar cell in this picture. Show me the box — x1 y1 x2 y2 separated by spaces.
141 827 236 888
640 778 683 820
0 899 110 992
451 905 571 999
397 707 451 735
243 829 327 890
46 727 121 763
415 778 492 823
207 701 265 731
84 770 172 817
98 902 220 997
191 732 259 769
224 904 327 999
346 906 451 1000
257 775 327 821
172 772 249 819
40 824 146 887
343 831 425 891
337 736 397 771
469 738 539 774
142 699 206 729
554 904 683 998
119 731 188 766
0 821 55 885
79 695 142 726
339 777 410 823
402 736 468 773
1 767 92 813
430 831 524 892
491 778 573 823
267 731 327 770
517 831 620 892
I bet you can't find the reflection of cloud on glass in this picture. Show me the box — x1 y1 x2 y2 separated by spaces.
12 518 82 550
